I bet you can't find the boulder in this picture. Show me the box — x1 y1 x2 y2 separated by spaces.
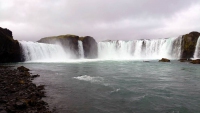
80 36 98 59
190 59 200 64
159 58 170 62
181 31 200 59
38 34 79 58
0 27 21 63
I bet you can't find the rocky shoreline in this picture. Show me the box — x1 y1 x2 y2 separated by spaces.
0 66 52 113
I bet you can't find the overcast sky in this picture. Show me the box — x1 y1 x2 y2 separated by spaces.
1 0 200 41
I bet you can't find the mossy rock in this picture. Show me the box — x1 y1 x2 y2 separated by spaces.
79 37 85 41
38 34 79 43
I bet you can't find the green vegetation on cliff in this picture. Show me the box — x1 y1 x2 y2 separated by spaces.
38 34 79 43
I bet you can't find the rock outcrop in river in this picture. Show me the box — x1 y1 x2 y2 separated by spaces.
38 35 98 59
159 58 170 62
190 59 200 64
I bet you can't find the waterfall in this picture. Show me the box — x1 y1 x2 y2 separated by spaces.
171 36 182 58
193 36 200 59
98 37 182 60
19 41 71 62
19 36 183 62
98 41 133 59
78 41 84 58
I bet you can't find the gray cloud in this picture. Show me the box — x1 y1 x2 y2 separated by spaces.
0 0 200 41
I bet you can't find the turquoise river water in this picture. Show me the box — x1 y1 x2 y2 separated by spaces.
6 60 200 113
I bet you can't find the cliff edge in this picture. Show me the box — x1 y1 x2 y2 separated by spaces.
0 27 21 63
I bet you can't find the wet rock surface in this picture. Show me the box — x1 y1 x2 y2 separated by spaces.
190 59 200 64
159 58 170 62
0 66 52 113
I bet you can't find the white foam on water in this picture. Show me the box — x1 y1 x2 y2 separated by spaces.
111 88 121 93
73 75 103 83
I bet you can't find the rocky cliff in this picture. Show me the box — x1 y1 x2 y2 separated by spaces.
81 36 98 59
0 27 21 63
181 31 200 59
38 35 98 59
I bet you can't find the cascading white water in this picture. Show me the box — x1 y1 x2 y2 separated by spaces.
98 41 134 59
141 36 182 59
171 36 182 58
140 38 172 59
193 36 200 59
19 36 183 62
78 41 84 59
19 41 71 62
98 36 182 60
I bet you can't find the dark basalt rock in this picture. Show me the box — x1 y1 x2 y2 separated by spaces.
159 58 170 62
0 27 22 63
38 34 79 58
81 36 98 59
15 101 27 109
0 66 52 113
181 31 200 59
190 59 200 64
